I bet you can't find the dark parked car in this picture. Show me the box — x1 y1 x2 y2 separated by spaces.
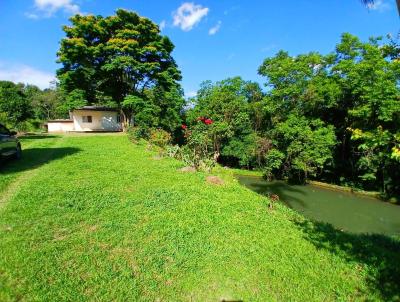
0 123 21 162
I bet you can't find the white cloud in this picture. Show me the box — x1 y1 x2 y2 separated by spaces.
0 63 55 89
208 21 221 35
173 2 209 31
25 12 40 19
27 0 80 18
367 0 391 12
185 91 197 98
159 20 166 31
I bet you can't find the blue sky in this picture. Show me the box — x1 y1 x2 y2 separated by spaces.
0 0 398 97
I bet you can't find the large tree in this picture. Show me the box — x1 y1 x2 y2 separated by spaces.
57 9 183 129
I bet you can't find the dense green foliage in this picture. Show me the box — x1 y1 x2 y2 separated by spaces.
57 9 184 130
186 78 263 165
0 81 66 131
185 76 337 181
1 134 398 301
260 33 400 195
185 34 400 197
0 81 32 127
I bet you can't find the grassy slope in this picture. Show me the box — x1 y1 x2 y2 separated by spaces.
0 135 61 194
0 134 398 301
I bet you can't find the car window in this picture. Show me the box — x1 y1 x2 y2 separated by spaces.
0 125 10 135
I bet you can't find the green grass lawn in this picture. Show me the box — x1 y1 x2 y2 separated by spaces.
0 134 399 301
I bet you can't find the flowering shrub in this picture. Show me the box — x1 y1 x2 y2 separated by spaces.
148 128 172 154
127 117 216 171
197 117 213 125
128 126 172 151
179 117 216 172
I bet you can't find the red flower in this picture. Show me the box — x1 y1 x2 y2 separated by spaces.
196 116 213 125
181 124 187 130
204 119 213 125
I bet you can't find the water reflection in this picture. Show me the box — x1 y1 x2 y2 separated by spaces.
237 175 400 236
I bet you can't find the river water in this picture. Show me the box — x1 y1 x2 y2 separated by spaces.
237 175 400 236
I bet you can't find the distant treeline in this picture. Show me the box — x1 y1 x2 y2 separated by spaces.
0 81 69 131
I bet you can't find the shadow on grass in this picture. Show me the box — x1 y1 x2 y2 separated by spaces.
0 147 81 174
19 134 60 140
295 220 400 300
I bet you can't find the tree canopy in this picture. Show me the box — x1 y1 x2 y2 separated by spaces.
259 33 400 193
57 9 184 129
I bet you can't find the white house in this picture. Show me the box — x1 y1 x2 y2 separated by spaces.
47 106 122 133
47 119 75 132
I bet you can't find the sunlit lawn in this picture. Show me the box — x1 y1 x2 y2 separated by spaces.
0 134 399 301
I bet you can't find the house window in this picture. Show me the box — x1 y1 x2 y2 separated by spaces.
82 116 92 123
117 115 121 123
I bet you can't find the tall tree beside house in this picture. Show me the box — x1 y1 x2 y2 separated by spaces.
57 9 183 130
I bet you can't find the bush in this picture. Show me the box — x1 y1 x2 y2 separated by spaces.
165 145 181 159
180 145 216 172
164 132 216 172
15 119 43 133
127 126 150 143
148 128 171 149
180 125 216 172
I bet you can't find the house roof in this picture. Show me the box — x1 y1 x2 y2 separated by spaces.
47 119 73 123
73 106 118 112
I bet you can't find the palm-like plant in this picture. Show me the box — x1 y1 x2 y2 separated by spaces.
361 0 400 14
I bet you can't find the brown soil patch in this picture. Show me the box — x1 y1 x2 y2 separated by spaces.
206 176 224 185
179 166 196 173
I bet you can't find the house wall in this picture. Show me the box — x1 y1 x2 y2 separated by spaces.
72 110 121 132
48 121 74 133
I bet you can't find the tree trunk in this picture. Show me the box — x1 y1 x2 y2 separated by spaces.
120 109 129 132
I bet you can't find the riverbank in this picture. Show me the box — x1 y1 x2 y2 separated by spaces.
308 180 382 199
232 169 398 204
237 175 400 236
